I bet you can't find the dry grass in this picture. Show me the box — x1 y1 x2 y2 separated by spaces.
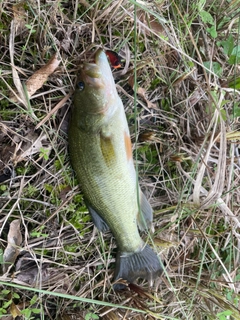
0 0 240 319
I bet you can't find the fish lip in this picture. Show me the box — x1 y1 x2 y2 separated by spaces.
81 50 104 88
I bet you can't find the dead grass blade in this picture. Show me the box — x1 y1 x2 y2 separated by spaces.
192 92 226 208
200 117 226 209
9 20 28 107
35 92 72 130
12 132 51 165
1 0 239 318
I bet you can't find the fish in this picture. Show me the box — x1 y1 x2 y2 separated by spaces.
68 49 162 289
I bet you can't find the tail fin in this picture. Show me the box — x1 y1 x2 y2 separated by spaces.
113 245 163 290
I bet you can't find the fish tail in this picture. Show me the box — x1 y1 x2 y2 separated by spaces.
113 245 163 290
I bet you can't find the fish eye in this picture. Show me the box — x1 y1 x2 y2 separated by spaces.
77 81 85 91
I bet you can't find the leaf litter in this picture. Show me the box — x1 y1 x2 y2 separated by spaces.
0 0 240 319
2 219 22 274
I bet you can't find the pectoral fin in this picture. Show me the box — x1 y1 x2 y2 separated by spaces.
137 191 153 231
100 134 116 167
85 201 109 232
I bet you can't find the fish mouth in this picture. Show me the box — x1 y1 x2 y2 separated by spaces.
81 50 104 88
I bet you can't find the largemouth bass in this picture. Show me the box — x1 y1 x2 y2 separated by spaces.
68 49 162 289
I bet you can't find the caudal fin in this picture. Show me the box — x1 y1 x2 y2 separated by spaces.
113 245 163 290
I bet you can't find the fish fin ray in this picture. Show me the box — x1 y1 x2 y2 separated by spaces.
124 131 133 161
100 134 116 166
137 191 153 231
113 245 163 290
85 201 110 232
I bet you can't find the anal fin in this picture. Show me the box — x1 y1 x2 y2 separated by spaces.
85 200 109 232
137 191 153 231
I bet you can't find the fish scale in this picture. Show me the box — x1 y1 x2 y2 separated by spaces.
68 49 163 289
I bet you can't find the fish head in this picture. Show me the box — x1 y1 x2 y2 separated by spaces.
74 49 117 115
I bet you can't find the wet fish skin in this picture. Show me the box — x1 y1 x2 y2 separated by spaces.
68 49 162 289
